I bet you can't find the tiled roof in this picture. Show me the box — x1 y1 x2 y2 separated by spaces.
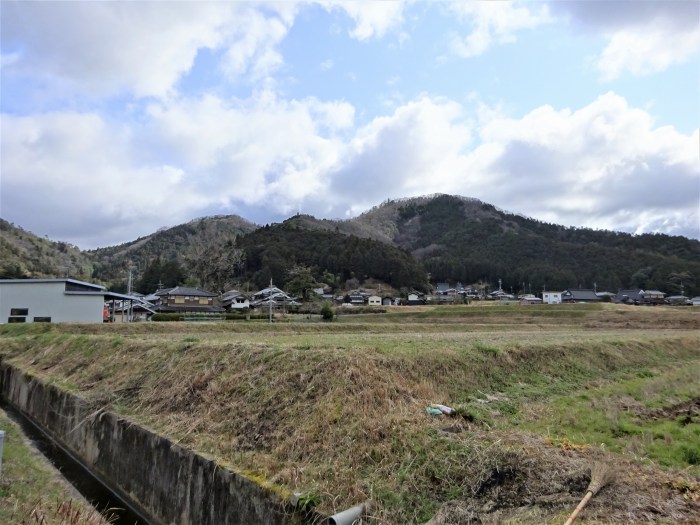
154 305 225 313
562 289 600 301
155 286 217 297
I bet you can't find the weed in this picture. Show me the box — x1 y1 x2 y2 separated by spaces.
679 445 700 465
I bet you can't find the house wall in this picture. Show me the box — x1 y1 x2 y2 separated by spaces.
0 281 104 324
542 292 562 304
165 297 213 307
368 296 381 306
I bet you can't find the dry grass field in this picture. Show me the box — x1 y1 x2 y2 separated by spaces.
1 303 699 524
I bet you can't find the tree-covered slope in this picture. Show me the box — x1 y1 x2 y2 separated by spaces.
238 217 430 292
0 219 94 280
89 215 257 287
3 194 698 296
352 194 700 295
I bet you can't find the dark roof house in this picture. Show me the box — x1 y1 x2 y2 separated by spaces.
561 289 600 302
613 289 666 305
221 290 250 311
154 286 223 313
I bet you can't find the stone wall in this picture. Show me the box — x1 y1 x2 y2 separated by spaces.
0 362 322 525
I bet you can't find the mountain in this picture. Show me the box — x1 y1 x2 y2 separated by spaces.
0 219 94 279
89 215 257 289
350 194 700 295
264 195 700 295
2 195 699 296
238 217 429 292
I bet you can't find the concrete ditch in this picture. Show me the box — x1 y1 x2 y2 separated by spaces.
0 361 325 525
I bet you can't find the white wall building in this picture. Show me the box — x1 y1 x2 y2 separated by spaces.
0 279 107 324
368 295 381 306
542 291 563 304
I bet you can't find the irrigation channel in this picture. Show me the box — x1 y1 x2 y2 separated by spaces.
2 401 151 525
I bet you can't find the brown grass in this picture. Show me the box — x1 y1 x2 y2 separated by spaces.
1 305 699 523
8 499 114 525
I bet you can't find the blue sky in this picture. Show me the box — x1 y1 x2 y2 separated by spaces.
1 1 698 249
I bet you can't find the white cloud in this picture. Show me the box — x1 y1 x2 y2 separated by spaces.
550 0 700 81
0 111 207 247
472 92 699 236
0 2 298 99
1 3 230 98
449 0 552 57
0 52 20 68
322 1 407 40
320 92 698 239
220 7 294 82
328 97 474 212
320 59 335 71
2 89 697 248
596 24 700 82
137 91 351 211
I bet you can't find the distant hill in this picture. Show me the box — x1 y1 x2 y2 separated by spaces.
0 219 94 280
238 217 429 292
89 215 257 288
347 194 700 295
2 195 699 296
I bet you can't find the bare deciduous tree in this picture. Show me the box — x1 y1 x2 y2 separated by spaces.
183 222 245 293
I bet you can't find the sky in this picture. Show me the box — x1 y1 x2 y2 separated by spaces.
1 0 699 249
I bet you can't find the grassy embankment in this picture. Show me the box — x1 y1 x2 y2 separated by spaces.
0 408 111 524
0 303 699 524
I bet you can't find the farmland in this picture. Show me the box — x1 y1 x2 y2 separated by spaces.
1 303 699 524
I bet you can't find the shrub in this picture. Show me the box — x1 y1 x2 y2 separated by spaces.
320 303 335 322
151 313 183 322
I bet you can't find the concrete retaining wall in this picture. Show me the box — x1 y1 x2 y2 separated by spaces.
0 362 321 525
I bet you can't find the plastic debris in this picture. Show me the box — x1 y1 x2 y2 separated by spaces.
425 407 443 416
430 403 455 416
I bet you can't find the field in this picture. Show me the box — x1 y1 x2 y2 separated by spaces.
1 303 699 524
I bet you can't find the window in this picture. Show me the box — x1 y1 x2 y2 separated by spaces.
33 317 51 323
174 297 185 304
199 298 209 305
10 308 29 316
8 317 26 323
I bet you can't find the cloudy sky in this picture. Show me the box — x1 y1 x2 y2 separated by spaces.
1 1 698 249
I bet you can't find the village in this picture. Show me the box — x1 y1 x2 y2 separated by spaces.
1 276 698 325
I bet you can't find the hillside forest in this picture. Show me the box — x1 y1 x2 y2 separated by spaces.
1 195 699 297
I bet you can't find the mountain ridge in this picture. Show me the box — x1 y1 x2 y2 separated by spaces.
2 194 699 296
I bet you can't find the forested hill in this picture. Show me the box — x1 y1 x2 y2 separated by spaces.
89 215 257 286
238 219 429 292
347 195 700 295
0 219 94 279
2 195 699 296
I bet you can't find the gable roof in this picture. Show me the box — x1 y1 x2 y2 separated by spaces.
155 286 218 297
562 289 600 301
614 289 642 301
0 278 105 291
222 289 246 299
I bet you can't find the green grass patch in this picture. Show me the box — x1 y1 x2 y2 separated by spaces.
521 364 700 474
0 409 109 524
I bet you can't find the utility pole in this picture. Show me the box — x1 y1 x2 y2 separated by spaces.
269 278 273 324
127 268 134 322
